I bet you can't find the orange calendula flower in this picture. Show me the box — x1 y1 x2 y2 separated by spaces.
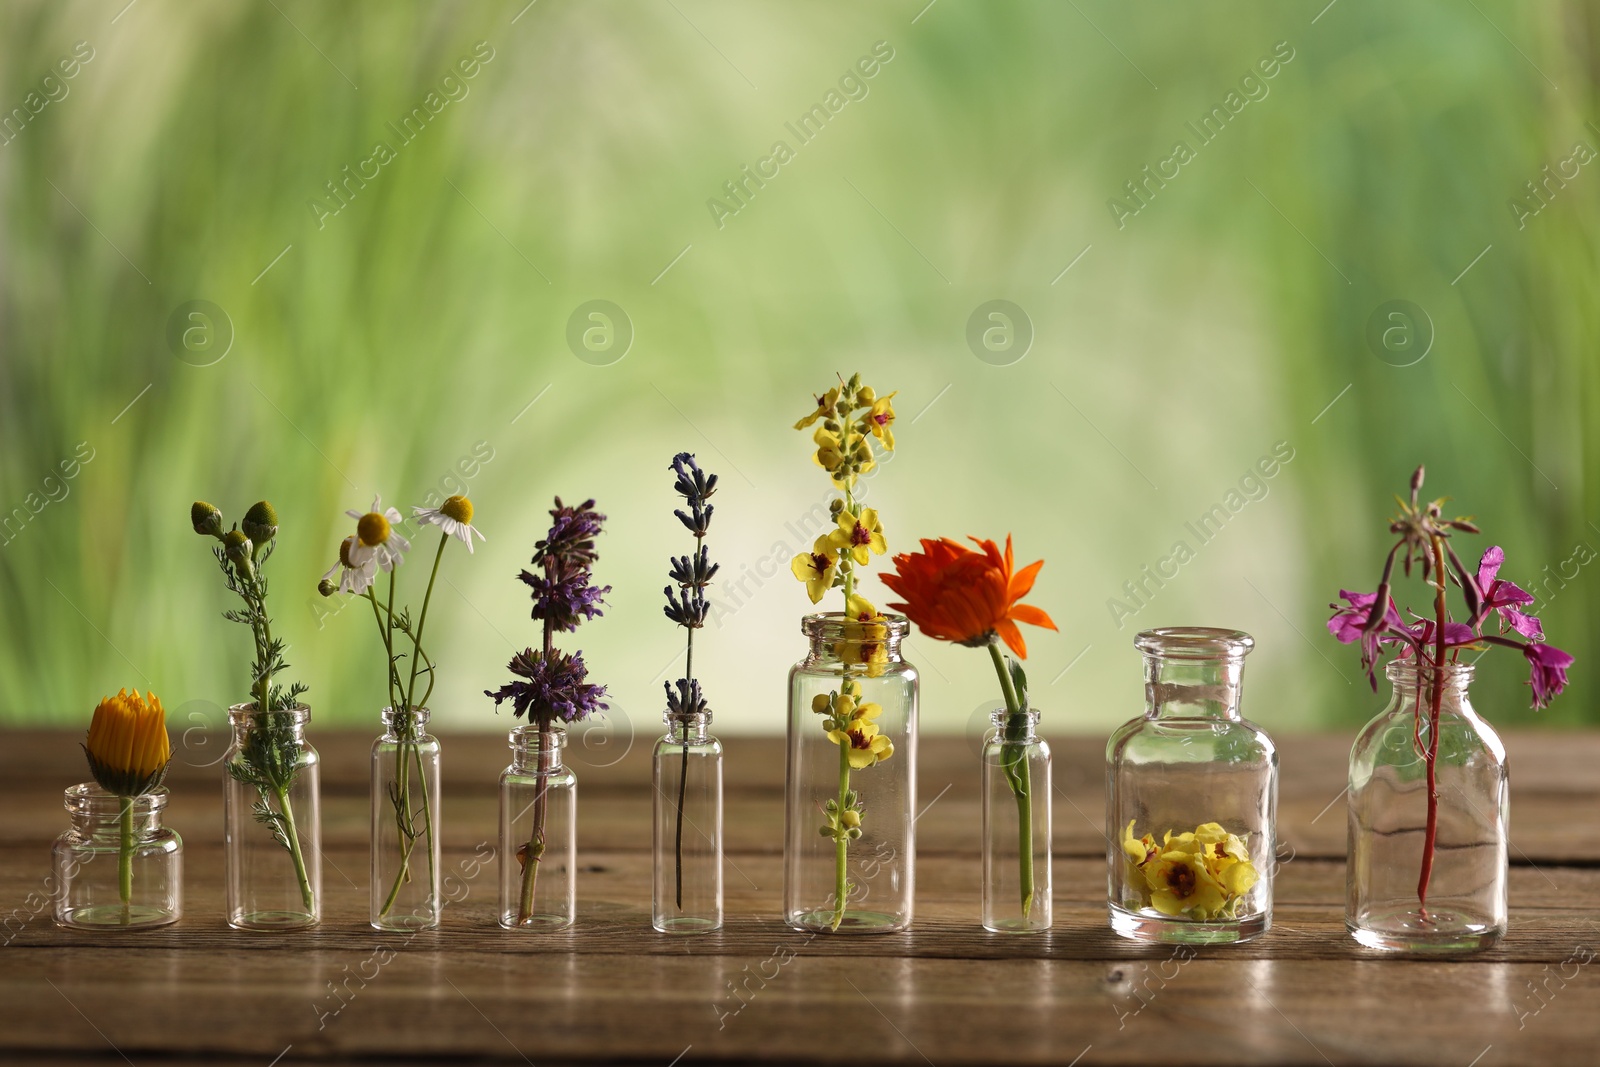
881 534 1057 658
84 689 171 796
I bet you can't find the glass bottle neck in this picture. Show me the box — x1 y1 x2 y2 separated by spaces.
991 708 1040 743
229 703 310 743
1143 657 1243 720
801 612 908 667
1386 662 1475 714
665 713 711 744
64 785 167 837
510 724 567 773
381 706 430 740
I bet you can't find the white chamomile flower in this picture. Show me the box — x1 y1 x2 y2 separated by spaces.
413 495 486 553
322 535 377 595
345 495 410 572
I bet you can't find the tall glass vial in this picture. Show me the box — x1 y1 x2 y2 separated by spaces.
982 708 1052 932
499 724 576 930
1107 628 1276 945
224 703 321 930
653 710 724 932
784 613 918 934
371 706 442 931
1347 661 1507 951
53 785 182 929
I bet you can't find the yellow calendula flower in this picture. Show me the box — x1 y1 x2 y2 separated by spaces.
1145 849 1229 918
825 507 887 566
828 715 894 769
859 391 897 451
794 386 841 430
83 689 171 796
790 536 838 604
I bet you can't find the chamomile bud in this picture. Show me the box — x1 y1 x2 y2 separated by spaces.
191 501 224 539
317 578 338 597
223 528 255 581
241 500 278 545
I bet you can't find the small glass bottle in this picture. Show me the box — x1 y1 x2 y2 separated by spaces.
224 703 321 930
53 785 181 929
371 706 442 931
1347 661 1507 951
499 723 576 930
653 709 724 933
1107 628 1276 945
784 613 918 934
982 708 1052 932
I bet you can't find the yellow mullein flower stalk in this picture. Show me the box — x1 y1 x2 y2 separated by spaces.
791 373 899 930
83 689 172 918
1120 819 1262 919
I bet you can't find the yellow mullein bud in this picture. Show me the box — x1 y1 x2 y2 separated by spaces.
83 689 171 796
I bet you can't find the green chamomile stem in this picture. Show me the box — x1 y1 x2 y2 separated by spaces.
276 785 316 914
987 642 1034 918
404 534 449 712
118 795 134 919
832 735 851 932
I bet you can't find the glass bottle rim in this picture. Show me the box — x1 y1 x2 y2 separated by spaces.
1385 658 1475 685
382 706 430 725
801 611 910 638
510 721 568 747
63 782 169 815
228 702 311 724
1134 626 1254 660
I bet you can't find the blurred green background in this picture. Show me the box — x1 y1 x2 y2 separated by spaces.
1 0 1595 741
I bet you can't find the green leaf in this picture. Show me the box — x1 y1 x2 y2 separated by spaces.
1007 656 1029 710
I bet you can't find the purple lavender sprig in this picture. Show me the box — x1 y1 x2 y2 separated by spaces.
487 497 610 925
663 453 718 909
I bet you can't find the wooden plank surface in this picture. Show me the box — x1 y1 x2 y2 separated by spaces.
2 730 1598 1065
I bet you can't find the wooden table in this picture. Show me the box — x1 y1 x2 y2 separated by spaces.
2 730 1597 1065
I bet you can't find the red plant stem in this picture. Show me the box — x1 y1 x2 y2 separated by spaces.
1415 535 1448 918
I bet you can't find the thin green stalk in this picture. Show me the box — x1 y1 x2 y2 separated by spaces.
404 534 449 711
275 784 316 914
988 641 1034 918
118 795 133 921
830 735 851 931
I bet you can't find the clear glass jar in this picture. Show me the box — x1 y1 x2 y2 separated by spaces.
784 612 918 934
223 703 321 930
982 708 1052 932
499 724 576 930
1347 661 1507 951
1107 627 1276 945
371 706 441 931
653 711 724 933
52 785 181 929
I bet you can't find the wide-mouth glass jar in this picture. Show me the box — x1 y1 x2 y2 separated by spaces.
53 784 182 929
1106 627 1276 945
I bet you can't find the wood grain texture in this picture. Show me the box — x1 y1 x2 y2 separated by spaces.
3 731 1598 1065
